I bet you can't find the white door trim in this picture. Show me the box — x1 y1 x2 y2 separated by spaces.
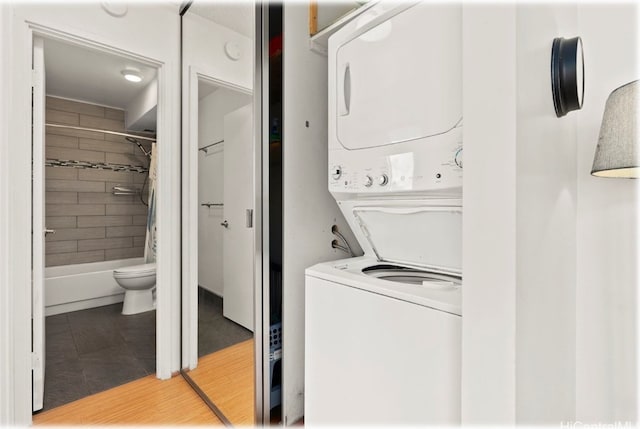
3 15 181 424
181 65 252 370
0 3 18 424
32 35 46 412
5 18 37 424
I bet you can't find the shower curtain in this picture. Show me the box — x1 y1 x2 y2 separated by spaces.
144 143 157 263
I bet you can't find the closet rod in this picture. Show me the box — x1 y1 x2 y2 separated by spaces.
199 139 224 153
45 123 157 142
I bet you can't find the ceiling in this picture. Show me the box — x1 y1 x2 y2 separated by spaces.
188 1 254 38
44 38 157 110
198 80 220 100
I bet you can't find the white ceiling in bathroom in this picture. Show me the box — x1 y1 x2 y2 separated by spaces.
189 1 254 38
44 38 158 110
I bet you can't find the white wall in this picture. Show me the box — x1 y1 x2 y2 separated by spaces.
2 3 181 424
198 88 251 296
463 3 638 425
126 78 158 130
461 4 517 424
282 4 360 425
198 92 224 297
198 87 252 147
0 2 15 424
515 4 578 423
183 13 253 90
576 4 638 423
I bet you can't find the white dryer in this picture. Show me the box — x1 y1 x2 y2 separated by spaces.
305 0 463 425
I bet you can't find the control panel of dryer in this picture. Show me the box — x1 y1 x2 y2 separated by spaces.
329 126 462 195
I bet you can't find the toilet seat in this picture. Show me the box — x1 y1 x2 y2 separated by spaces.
114 263 156 279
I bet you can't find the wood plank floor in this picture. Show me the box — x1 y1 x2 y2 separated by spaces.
186 339 255 426
33 373 223 425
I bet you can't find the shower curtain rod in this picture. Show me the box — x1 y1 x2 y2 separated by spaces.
45 123 157 142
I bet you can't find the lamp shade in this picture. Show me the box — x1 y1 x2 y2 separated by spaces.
591 80 638 178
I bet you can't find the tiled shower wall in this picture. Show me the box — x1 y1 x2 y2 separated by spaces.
45 96 150 267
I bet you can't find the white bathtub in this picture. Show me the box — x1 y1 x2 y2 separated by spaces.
45 258 145 316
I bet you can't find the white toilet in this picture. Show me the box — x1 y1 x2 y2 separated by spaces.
113 263 156 315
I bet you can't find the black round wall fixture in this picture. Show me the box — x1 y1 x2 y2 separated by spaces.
551 36 584 117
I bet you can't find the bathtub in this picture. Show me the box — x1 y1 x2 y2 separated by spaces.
45 258 145 316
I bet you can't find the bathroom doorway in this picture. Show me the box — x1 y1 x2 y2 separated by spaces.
32 35 160 412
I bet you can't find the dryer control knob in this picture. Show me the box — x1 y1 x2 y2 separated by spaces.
364 175 373 187
331 165 342 180
378 174 389 186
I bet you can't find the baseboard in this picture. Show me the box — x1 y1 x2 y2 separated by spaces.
45 294 124 316
198 285 222 300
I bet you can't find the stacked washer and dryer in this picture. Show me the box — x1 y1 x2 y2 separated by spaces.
304 1 463 425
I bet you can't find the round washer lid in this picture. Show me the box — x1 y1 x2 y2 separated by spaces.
114 263 156 276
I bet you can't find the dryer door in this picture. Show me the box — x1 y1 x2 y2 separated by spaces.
334 2 461 151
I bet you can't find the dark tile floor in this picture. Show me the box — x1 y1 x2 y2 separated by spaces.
41 289 250 412
198 287 253 357
42 304 155 411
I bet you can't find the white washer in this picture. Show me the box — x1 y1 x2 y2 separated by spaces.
305 261 461 425
304 0 463 425
305 201 462 425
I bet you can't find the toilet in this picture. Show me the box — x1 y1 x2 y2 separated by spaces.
113 263 156 315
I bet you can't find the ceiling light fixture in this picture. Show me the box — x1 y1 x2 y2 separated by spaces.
121 69 142 83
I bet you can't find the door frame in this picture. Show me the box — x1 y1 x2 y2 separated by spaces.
256 3 271 421
2 14 181 424
181 67 253 370
31 35 46 412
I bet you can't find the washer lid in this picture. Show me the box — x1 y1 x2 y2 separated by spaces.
352 206 462 275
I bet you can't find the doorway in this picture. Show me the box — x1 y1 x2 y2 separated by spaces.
197 80 254 357
32 35 161 412
1 3 182 424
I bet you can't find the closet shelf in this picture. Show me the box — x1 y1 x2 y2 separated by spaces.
309 1 377 55
199 140 224 154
